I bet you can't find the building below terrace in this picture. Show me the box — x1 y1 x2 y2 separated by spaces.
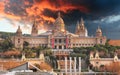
89 51 120 68
0 52 52 72
11 12 106 57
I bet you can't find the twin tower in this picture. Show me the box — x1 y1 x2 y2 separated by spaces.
16 12 102 37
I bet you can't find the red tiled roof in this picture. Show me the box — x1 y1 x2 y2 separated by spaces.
39 62 52 71
109 40 120 46
29 62 52 71
0 60 26 70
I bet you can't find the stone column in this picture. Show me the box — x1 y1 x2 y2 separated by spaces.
65 57 67 74
57 45 59 49
70 57 72 75
57 60 60 69
62 45 64 49
74 57 76 75
79 57 81 75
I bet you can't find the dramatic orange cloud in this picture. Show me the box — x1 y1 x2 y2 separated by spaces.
0 2 4 14
25 0 89 25
0 1 21 23
25 0 56 23
0 0 89 32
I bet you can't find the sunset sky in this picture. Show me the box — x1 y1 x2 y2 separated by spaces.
0 0 120 39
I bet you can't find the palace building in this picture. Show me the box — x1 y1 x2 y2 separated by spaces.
12 12 106 51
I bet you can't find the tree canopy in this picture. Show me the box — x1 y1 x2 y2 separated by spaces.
0 37 14 52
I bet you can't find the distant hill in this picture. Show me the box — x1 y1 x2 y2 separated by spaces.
0 32 15 39
0 31 31 39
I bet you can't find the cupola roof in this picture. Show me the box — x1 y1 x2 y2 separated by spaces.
17 26 22 33
97 26 102 33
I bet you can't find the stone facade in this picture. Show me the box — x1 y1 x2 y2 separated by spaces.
89 52 119 68
11 12 106 49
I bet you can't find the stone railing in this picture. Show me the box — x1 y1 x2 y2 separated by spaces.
52 49 73 52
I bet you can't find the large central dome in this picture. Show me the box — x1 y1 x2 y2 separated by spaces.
54 12 65 32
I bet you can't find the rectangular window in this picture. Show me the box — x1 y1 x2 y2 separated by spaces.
64 39 66 43
18 39 20 43
100 39 102 44
59 39 61 43
55 39 57 43
59 46 62 49
55 45 57 49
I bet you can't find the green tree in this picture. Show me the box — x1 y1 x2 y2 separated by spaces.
73 47 87 53
70 53 86 59
23 41 29 48
23 48 35 58
44 49 53 56
86 47 96 54
35 46 52 57
0 37 14 51
94 44 101 50
49 55 58 69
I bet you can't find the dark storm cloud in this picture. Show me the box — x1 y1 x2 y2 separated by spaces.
42 9 56 18
4 0 27 16
88 0 120 20
3 0 120 19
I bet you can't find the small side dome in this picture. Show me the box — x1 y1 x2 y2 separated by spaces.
96 26 102 33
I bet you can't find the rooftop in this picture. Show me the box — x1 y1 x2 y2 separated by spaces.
0 60 26 70
109 40 120 46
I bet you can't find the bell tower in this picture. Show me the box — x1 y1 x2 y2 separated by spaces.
31 20 38 36
15 25 23 49
96 26 102 37
75 21 80 34
75 18 88 37
16 26 22 36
